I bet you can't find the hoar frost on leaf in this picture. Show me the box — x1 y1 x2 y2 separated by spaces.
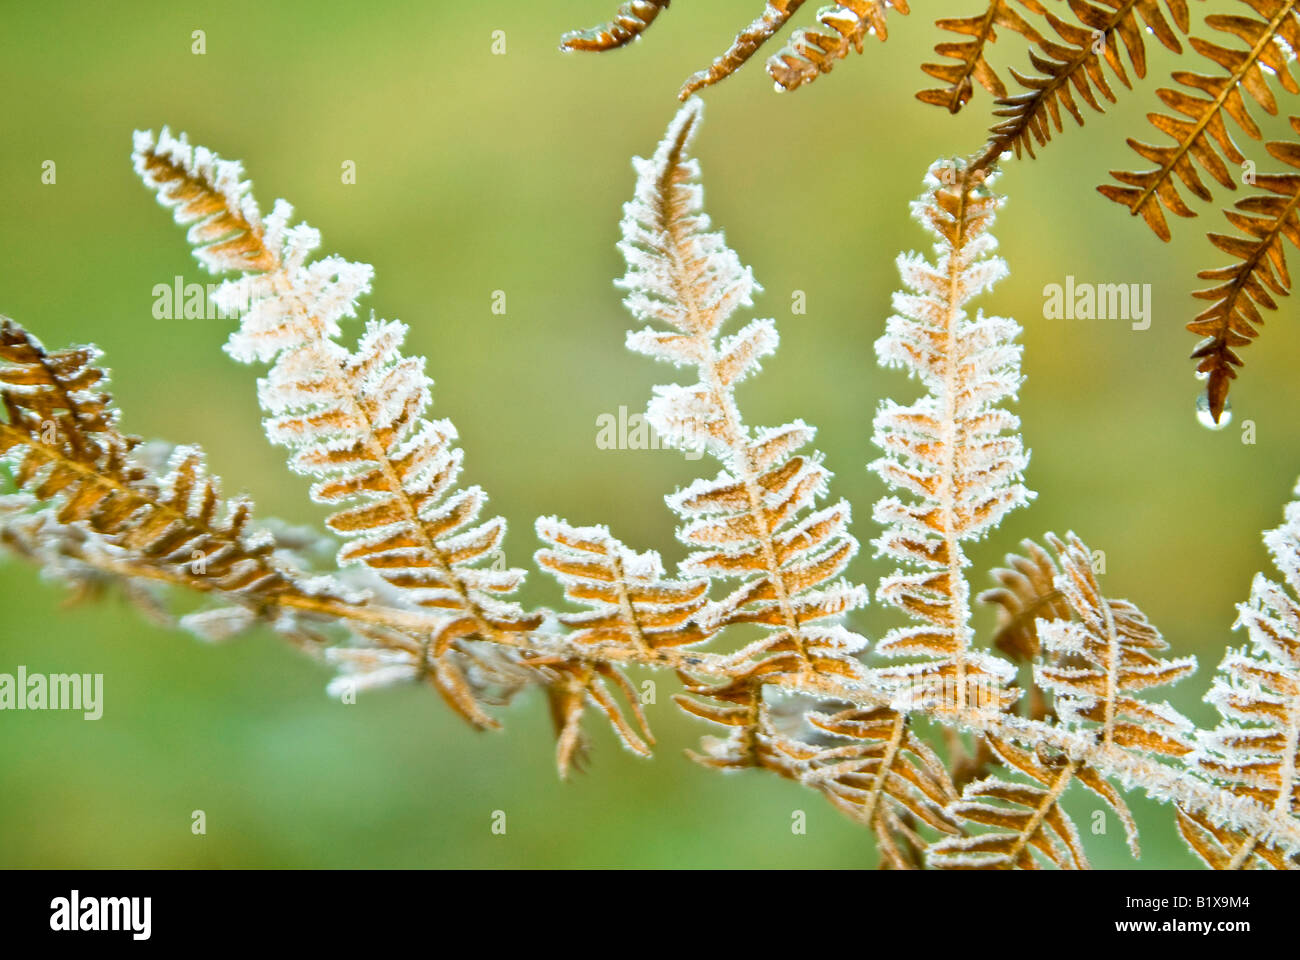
134 128 542 726
614 98 869 680
870 159 1031 714
1178 481 1300 868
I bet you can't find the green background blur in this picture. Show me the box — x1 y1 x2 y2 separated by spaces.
2 1 1298 869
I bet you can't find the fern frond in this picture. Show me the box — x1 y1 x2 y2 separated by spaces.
132 129 276 273
1179 482 1300 868
795 706 961 836
530 655 654 777
974 0 1196 168
870 159 1031 715
133 128 543 729
680 1 810 99
0 317 350 645
535 516 709 652
980 537 1071 664
930 735 1137 867
563 1 906 96
1099 0 1300 241
918 0 1047 114
532 516 708 773
1035 532 1197 757
768 0 910 92
674 668 768 769
560 0 672 52
618 98 870 684
1189 118 1300 424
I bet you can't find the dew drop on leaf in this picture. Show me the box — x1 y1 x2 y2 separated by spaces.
1196 393 1232 430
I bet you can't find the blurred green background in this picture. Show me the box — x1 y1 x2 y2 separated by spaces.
2 0 1298 868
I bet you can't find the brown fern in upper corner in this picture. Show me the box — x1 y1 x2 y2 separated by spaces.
918 0 1047 113
563 1 910 96
1098 0 1300 240
971 0 1197 168
1189 117 1300 423
560 0 671 52
767 0 910 92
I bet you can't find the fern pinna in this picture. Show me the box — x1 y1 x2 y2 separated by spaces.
562 1 1300 431
2 102 1299 868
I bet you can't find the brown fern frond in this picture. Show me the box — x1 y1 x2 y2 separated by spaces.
674 668 767 770
980 537 1071 663
974 0 1196 169
980 539 1070 726
918 0 1047 113
560 0 671 52
529 656 653 777
679 1 810 99
1098 0 1300 241
0 317 352 644
768 0 910 92
1189 119 1300 424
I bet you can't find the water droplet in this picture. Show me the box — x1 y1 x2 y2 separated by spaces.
1196 393 1232 430
1194 369 1209 382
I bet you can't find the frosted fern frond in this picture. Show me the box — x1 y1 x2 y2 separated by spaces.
608 99 884 835
132 128 277 274
618 98 869 684
532 516 706 774
870 160 1030 714
0 317 351 647
133 129 543 729
786 707 960 841
535 516 709 651
1035 533 1197 757
930 736 1139 868
1178 483 1300 869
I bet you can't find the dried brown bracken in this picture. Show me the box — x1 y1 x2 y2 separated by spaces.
563 1 911 96
767 0 910 91
679 0 810 99
918 0 1047 114
1098 0 1300 241
560 0 671 52
1190 117 1300 423
972 0 1197 168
